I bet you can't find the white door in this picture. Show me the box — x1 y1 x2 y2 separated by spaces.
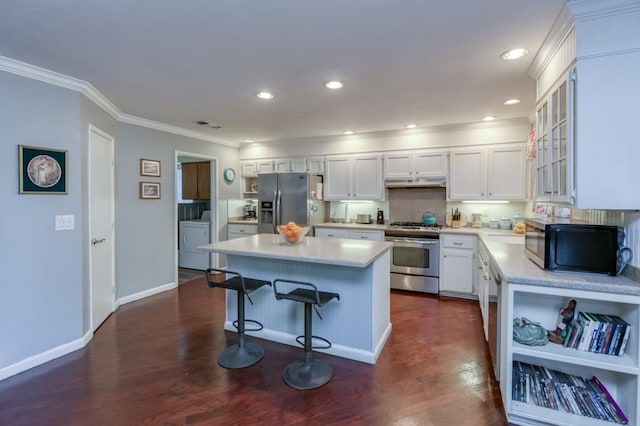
89 126 115 331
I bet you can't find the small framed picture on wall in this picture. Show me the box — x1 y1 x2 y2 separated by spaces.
140 158 161 177
140 182 161 199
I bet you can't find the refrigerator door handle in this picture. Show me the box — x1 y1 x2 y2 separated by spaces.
272 190 278 234
276 190 282 231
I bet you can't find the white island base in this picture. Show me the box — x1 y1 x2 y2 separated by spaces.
200 234 392 364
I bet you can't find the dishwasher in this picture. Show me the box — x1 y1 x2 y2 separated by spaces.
479 241 501 381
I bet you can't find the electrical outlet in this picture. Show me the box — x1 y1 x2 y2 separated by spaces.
55 214 75 231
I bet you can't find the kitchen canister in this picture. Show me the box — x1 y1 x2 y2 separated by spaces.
489 219 499 229
499 217 512 230
471 213 483 228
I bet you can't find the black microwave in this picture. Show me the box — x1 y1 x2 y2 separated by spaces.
524 218 632 276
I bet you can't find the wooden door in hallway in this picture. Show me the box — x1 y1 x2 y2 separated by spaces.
89 125 115 331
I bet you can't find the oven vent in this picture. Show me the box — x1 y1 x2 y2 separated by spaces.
385 177 446 188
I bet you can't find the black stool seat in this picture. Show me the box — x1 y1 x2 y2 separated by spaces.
273 279 340 390
206 268 271 369
276 288 340 307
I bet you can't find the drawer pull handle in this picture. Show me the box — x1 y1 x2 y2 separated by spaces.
453 242 462 245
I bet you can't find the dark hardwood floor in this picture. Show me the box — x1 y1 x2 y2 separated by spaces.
0 277 507 425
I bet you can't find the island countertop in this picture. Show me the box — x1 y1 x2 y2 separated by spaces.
199 234 392 268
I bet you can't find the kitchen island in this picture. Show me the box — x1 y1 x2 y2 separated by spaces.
198 234 393 364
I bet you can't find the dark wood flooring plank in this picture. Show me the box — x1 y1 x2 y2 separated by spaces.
0 277 507 425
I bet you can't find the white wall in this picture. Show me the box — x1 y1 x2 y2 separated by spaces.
239 118 531 159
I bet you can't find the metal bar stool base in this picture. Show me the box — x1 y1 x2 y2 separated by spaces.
217 342 264 369
282 358 333 390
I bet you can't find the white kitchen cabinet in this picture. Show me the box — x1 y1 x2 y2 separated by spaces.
348 230 384 241
256 160 274 174
314 228 349 239
241 160 257 177
502 283 640 426
241 159 275 177
324 154 383 201
274 158 292 173
487 146 527 200
179 221 210 270
315 227 384 241
535 68 574 204
305 157 324 174
290 158 307 172
448 145 526 201
439 234 476 297
228 223 257 240
448 150 486 200
477 246 489 340
384 150 447 180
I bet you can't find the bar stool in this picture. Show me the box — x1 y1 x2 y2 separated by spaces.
273 278 340 390
205 268 271 369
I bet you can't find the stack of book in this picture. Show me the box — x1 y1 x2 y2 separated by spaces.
561 312 631 356
512 361 628 424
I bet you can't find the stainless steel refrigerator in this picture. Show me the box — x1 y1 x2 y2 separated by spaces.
257 173 326 234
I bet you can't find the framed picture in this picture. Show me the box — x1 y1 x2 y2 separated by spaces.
18 145 68 194
140 182 161 199
140 158 161 177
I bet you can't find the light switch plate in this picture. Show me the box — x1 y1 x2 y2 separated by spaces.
55 214 75 231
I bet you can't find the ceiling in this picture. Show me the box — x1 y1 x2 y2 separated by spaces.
0 0 566 145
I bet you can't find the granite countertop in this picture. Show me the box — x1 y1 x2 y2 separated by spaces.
228 218 258 225
442 226 640 296
315 222 387 231
198 234 392 268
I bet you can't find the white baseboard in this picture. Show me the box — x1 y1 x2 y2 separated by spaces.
223 321 382 365
117 282 177 305
1 282 177 382
0 329 92 381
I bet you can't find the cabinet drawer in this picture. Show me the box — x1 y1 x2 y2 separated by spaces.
228 224 257 235
442 234 475 250
315 228 349 239
349 230 384 241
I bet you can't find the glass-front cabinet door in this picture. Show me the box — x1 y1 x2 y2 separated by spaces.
535 67 575 204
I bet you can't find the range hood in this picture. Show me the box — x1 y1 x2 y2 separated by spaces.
384 177 447 188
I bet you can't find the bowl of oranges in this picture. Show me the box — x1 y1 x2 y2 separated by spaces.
277 222 310 245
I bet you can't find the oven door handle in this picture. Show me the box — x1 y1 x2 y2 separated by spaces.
386 238 438 245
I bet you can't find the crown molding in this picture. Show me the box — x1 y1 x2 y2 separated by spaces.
527 5 575 80
119 114 239 148
567 0 640 21
0 55 237 148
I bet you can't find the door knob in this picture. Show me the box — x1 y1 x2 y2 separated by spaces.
92 238 106 245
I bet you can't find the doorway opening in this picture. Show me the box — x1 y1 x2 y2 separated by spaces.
174 151 218 285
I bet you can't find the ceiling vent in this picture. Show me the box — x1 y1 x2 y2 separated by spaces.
194 120 221 129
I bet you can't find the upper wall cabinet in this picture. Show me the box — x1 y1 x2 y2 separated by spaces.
325 154 383 201
383 150 447 180
448 145 527 201
305 157 325 174
535 68 575 204
240 160 274 177
181 161 210 200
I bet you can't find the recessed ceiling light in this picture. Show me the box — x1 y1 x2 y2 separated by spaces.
256 91 274 100
500 48 528 60
503 99 521 105
244 139 255 143
325 81 344 89
343 130 354 135
482 116 496 121
406 124 417 129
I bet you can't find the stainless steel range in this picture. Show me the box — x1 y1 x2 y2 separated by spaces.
385 222 440 294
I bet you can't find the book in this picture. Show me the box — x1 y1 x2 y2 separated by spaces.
592 376 629 424
577 312 594 351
